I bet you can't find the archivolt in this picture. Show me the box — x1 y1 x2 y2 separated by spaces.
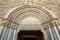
6 5 54 25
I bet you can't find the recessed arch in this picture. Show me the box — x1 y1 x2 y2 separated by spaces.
7 5 54 24
5 5 55 40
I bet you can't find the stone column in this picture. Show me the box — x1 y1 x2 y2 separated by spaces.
52 26 60 40
43 24 55 40
7 28 17 40
0 26 8 40
0 22 18 40
52 20 60 40
47 24 60 40
46 25 54 40
0 27 17 40
43 19 60 40
48 25 54 40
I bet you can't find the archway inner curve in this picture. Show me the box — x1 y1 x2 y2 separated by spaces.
20 16 40 24
17 16 42 31
7 5 53 25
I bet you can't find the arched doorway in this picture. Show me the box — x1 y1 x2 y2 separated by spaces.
0 5 54 40
17 30 44 40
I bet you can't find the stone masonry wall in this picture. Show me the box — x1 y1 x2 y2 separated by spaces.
0 0 60 36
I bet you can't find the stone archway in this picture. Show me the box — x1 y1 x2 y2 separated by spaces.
1 4 57 40
7 5 54 40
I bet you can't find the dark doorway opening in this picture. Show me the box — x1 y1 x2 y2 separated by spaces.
17 30 44 40
23 37 37 40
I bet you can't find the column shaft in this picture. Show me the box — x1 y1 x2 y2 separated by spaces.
48 27 54 40
54 26 60 40
13 30 17 40
0 26 17 40
7 28 12 40
0 27 8 40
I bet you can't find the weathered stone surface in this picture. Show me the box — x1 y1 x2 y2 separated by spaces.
0 0 60 37
0 0 60 18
